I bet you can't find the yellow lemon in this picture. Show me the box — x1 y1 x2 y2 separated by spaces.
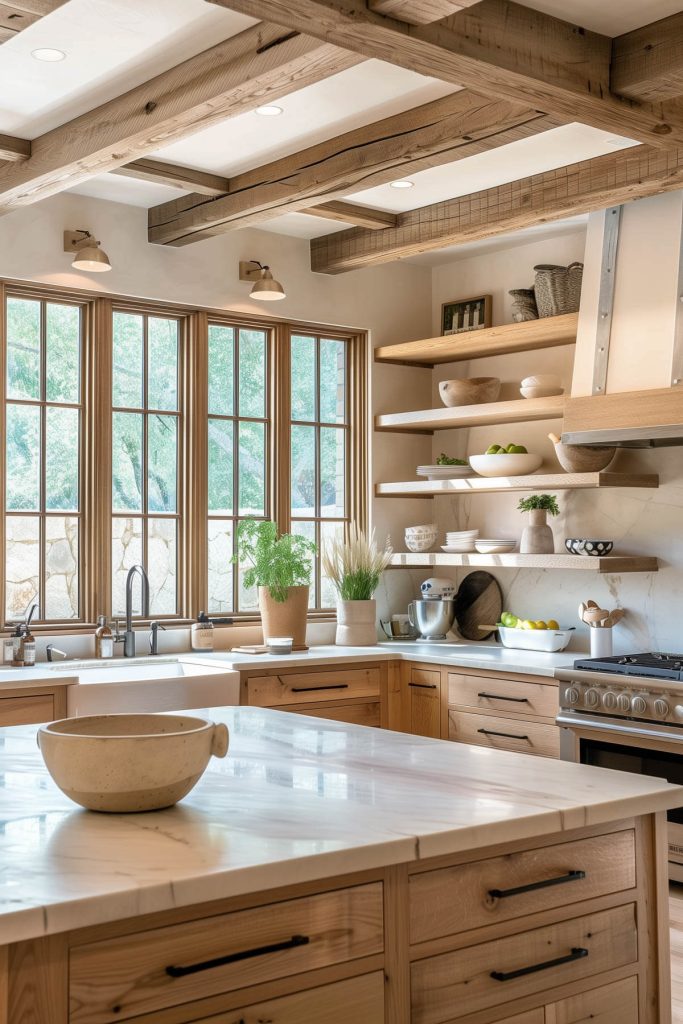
522 619 537 630
535 620 547 630
547 619 560 630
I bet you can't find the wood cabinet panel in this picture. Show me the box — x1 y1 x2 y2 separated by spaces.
0 693 55 726
548 974 638 1023
411 904 638 1023
448 710 560 758
69 883 383 1024
292 701 381 727
448 672 557 720
246 668 380 707
409 829 636 943
491 1009 544 1024
188 971 384 1024
409 670 441 739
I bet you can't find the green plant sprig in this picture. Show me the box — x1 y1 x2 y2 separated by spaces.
233 520 316 603
321 524 392 602
517 494 560 516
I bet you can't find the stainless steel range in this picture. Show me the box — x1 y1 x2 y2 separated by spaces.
556 653 683 883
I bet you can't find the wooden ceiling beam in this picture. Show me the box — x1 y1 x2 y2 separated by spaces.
0 0 65 42
113 159 229 197
0 23 361 211
0 134 30 162
367 1 474 24
612 14 683 104
308 200 397 229
148 91 557 245
310 145 683 274
208 0 683 148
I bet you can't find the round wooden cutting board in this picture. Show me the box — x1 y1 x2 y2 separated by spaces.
454 571 503 641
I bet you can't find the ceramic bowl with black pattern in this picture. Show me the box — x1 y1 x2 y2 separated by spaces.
565 538 614 556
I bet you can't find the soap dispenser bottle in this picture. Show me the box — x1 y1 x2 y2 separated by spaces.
95 615 114 659
191 611 214 651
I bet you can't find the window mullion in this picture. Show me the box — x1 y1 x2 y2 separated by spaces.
182 311 208 620
273 323 291 535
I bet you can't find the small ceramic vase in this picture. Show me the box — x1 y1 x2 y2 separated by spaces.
520 509 554 554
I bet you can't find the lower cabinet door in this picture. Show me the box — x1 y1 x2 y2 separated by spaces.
294 701 381 727
448 710 560 758
183 971 384 1023
491 975 638 1023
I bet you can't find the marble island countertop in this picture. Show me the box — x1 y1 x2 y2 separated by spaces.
0 706 680 946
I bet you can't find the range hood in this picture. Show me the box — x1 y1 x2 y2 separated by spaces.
562 192 683 447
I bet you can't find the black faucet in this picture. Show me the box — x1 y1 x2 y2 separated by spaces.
149 620 166 655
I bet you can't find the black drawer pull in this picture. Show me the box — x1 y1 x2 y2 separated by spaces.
409 682 438 689
489 869 586 900
491 946 588 982
478 692 530 703
166 934 310 978
478 728 529 741
290 684 349 693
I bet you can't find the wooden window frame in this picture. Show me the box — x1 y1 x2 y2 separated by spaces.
0 277 369 632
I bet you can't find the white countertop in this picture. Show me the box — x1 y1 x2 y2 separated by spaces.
1 706 679 945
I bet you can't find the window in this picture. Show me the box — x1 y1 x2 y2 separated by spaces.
4 295 82 621
207 323 269 614
290 333 349 609
0 283 365 628
111 310 180 617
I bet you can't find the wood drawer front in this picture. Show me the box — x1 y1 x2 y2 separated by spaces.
192 971 384 1024
246 667 381 707
448 710 560 758
411 903 637 1024
294 701 381 727
492 1010 544 1024
409 666 441 688
448 673 557 720
490 975 638 1024
410 829 636 943
69 883 383 1024
0 693 54 726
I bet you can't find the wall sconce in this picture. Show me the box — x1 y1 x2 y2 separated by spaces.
239 260 286 301
64 229 112 272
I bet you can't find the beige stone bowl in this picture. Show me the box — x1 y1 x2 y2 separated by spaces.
553 440 616 473
439 377 500 407
37 713 229 813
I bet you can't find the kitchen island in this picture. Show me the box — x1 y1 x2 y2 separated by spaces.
2 707 680 1023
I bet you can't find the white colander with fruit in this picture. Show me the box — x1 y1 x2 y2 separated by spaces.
494 610 573 652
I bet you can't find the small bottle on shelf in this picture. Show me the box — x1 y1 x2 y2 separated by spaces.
11 623 24 667
191 611 214 651
95 615 114 659
20 623 35 667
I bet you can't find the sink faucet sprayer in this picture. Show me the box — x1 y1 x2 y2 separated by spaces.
116 565 150 658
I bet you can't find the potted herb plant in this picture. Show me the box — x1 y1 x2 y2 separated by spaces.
234 520 316 647
517 494 559 554
322 524 392 646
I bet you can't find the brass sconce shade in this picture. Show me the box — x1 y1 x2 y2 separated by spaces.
239 260 286 301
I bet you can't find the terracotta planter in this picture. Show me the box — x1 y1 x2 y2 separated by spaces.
336 599 378 647
258 586 309 647
520 508 554 554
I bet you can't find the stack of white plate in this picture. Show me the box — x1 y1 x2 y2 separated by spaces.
474 538 516 554
442 529 479 553
417 464 472 480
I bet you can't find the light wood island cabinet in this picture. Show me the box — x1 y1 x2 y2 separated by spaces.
0 684 67 727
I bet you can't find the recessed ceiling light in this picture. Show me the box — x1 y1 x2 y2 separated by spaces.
31 47 66 62
390 179 414 189
255 104 283 117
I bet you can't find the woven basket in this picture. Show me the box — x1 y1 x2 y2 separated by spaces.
533 262 583 317
508 287 538 322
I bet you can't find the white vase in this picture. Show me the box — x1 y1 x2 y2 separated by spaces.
520 508 554 554
335 599 378 646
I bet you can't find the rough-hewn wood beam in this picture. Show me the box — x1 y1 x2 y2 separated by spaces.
148 91 556 245
208 0 683 148
0 0 65 42
0 23 360 211
309 200 397 228
368 1 473 24
310 145 683 274
0 134 30 162
612 14 683 104
113 159 230 197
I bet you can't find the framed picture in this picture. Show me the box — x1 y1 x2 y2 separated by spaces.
441 294 492 336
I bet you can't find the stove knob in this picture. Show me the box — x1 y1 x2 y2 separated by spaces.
654 698 670 719
617 692 631 713
630 695 648 715
584 688 600 709
565 686 580 706
602 691 617 710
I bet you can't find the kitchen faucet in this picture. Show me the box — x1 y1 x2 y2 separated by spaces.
121 564 150 657
46 644 68 662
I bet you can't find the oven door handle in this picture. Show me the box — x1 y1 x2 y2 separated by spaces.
556 711 683 744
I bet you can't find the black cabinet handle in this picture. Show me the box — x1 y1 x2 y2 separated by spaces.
409 682 438 689
166 934 310 978
488 869 586 900
478 692 530 703
478 728 529 741
491 946 588 982
290 684 348 693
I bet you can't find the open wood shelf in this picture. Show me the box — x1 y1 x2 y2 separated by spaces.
374 312 578 367
389 553 659 573
375 395 565 433
376 472 659 497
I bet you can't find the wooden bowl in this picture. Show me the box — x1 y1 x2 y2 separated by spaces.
439 377 500 408
37 713 229 812
553 441 616 473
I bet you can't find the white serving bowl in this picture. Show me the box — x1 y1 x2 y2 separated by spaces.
37 713 229 813
520 374 564 399
497 625 572 653
446 530 479 540
469 453 543 477
442 544 477 553
475 539 516 554
405 533 437 552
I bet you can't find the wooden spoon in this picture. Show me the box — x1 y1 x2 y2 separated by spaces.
586 600 599 609
548 433 561 445
578 602 587 622
584 607 609 626
606 608 625 628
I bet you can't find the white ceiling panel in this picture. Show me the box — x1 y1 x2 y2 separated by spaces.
523 0 681 35
150 60 458 176
69 173 188 207
254 212 349 239
0 0 255 137
346 124 639 213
